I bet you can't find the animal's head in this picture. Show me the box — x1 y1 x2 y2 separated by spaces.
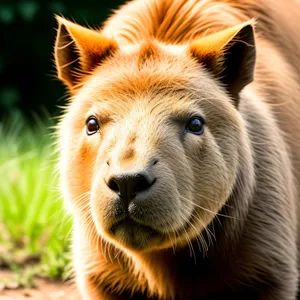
55 17 255 252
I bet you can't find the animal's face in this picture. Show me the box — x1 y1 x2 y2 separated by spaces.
56 18 255 252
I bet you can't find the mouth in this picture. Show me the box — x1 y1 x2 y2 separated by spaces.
109 217 159 250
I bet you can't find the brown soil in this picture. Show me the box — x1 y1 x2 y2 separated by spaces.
0 270 81 300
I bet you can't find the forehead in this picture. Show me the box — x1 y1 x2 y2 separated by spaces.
74 42 227 118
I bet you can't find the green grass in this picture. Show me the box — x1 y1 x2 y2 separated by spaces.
0 112 72 282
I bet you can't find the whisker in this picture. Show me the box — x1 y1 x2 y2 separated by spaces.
179 195 239 220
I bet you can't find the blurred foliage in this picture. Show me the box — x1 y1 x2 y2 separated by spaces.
0 113 72 280
0 0 125 119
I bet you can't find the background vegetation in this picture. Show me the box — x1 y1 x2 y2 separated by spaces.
0 0 124 117
0 0 124 284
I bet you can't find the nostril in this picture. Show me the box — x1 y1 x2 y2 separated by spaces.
135 176 156 193
107 178 119 192
106 172 156 202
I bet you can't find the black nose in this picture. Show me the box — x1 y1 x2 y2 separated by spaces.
107 172 156 201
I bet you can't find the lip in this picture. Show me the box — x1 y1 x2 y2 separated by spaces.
108 217 161 249
110 217 157 235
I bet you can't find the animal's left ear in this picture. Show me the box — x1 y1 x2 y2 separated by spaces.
189 21 256 104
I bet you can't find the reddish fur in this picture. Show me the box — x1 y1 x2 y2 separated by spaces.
54 0 300 299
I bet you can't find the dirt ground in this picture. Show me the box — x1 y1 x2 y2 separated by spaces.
0 270 81 300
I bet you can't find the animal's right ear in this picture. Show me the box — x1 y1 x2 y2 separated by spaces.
54 16 119 91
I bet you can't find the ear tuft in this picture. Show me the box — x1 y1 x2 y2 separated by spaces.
54 16 119 90
189 20 256 104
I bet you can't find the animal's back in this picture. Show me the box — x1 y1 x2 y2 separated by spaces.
104 0 300 73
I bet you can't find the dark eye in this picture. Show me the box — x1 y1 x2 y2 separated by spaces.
186 116 205 135
86 116 100 135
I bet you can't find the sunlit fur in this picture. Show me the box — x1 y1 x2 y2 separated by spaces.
55 0 300 299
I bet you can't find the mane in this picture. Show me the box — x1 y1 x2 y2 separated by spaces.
103 0 271 44
103 0 300 77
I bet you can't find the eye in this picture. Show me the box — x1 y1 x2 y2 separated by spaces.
185 116 205 135
86 116 100 135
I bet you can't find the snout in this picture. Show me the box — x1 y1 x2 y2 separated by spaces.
91 156 189 250
105 169 156 210
102 158 160 225
99 160 161 248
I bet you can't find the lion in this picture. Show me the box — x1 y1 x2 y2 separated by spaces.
54 0 300 299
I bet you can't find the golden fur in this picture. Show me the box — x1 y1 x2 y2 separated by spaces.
54 0 300 299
